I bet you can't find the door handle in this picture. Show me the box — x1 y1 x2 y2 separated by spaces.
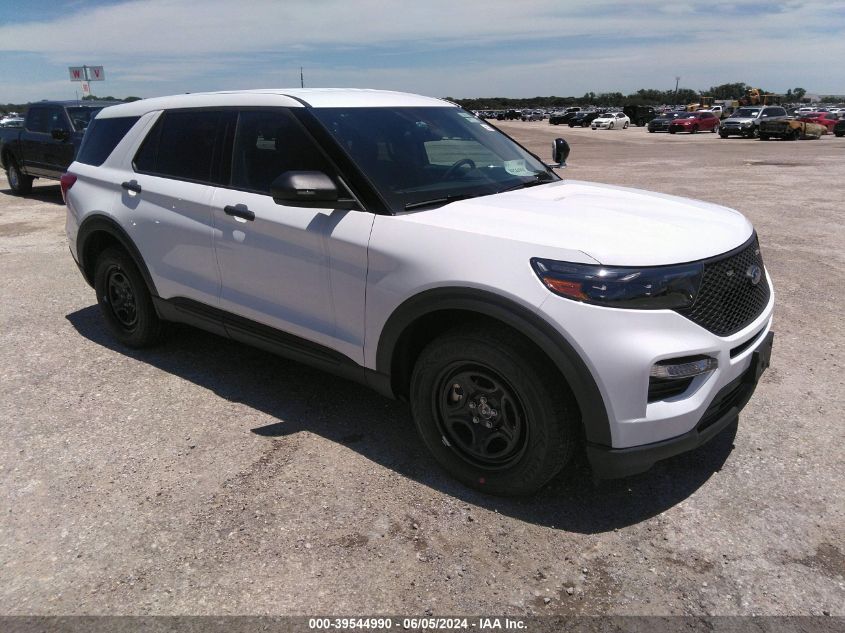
121 181 142 193
224 204 255 221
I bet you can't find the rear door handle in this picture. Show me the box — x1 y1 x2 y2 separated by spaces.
121 180 142 193
224 204 255 221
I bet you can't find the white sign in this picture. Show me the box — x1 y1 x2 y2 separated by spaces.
68 66 105 82
81 82 91 97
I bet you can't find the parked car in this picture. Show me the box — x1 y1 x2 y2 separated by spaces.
758 117 825 140
647 112 683 132
568 112 603 128
0 100 119 194
668 111 720 134
521 109 544 122
834 117 845 137
0 117 24 128
622 105 657 127
549 110 579 125
63 89 774 496
797 112 839 133
591 112 630 129
719 106 788 138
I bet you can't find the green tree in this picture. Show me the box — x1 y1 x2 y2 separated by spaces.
792 87 806 100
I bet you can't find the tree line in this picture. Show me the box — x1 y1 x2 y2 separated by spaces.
451 83 827 110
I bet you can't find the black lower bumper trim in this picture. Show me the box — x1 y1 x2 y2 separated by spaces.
587 332 773 479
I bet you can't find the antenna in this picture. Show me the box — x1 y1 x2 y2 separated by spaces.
300 67 304 88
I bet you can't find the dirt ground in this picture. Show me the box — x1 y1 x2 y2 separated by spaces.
0 122 842 617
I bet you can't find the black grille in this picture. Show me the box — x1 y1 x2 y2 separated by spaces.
677 236 770 336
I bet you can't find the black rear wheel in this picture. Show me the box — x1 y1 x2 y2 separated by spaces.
410 324 579 496
94 247 163 348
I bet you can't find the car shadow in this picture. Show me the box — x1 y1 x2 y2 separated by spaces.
0 184 64 204
66 305 737 533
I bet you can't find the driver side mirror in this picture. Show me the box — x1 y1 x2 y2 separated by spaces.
51 128 70 141
270 171 358 210
550 137 570 168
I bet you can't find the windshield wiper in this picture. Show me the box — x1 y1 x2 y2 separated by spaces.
404 193 477 210
498 174 553 194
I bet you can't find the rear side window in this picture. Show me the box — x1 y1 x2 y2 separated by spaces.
76 116 139 166
134 110 222 183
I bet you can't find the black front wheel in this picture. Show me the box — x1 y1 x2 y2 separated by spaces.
6 159 34 195
94 247 163 348
410 325 579 496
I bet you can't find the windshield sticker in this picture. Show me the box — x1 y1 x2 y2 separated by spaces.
458 112 481 123
503 160 533 176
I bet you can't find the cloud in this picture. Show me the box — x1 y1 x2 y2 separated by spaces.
0 0 842 101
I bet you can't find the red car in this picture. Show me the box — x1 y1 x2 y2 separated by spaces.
668 111 721 134
798 112 839 132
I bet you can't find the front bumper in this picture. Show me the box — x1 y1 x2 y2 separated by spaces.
721 123 754 136
537 264 774 449
586 331 773 478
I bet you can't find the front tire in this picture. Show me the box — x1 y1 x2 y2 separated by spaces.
623 121 629 129
410 325 579 496
94 247 163 348
6 159 34 195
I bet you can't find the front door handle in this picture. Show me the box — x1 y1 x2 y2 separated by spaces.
224 204 255 221
121 180 142 194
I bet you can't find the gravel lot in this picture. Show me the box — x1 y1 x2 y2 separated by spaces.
0 122 843 617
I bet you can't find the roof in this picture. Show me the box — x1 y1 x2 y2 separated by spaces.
97 89 452 118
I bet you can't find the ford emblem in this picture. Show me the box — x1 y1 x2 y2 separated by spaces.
746 265 762 286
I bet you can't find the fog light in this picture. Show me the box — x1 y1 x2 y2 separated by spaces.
650 356 718 380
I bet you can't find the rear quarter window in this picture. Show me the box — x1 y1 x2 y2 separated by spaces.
76 116 140 166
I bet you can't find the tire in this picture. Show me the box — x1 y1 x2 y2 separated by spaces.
690 125 698 134
711 125 718 133
719 131 728 138
6 158 34 195
623 121 629 129
669 128 676 134
94 247 163 348
648 128 655 133
791 129 801 141
834 131 843 138
609 122 614 130
760 134 770 141
410 324 579 496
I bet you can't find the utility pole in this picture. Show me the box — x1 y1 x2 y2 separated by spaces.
300 67 304 88
674 76 680 106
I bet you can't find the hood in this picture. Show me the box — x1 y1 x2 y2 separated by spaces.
399 180 753 267
724 116 757 123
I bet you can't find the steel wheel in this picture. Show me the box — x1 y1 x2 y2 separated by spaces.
105 265 139 329
434 363 529 470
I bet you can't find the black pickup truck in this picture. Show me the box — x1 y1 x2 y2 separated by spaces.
0 100 118 194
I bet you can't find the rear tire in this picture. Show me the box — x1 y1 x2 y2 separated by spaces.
410 324 579 496
94 247 163 348
690 125 698 134
6 159 34 195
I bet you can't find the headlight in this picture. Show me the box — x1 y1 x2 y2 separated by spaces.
530 258 703 309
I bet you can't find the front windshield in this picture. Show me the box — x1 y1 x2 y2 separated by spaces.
677 113 697 119
67 107 104 131
733 108 760 118
311 107 556 211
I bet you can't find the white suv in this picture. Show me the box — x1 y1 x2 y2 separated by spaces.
64 89 774 495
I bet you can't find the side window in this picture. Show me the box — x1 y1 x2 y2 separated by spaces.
76 116 140 166
46 107 69 131
134 110 221 183
25 108 50 133
230 110 332 195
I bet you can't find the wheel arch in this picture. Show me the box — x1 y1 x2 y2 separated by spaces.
77 214 158 296
374 287 611 445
